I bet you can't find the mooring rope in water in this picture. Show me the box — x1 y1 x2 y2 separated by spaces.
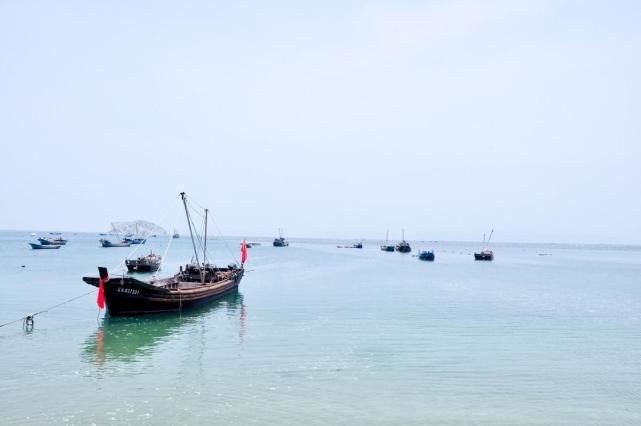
0 289 97 329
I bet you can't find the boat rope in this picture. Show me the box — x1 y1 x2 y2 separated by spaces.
0 289 97 329
185 199 208 258
159 205 181 271
186 196 239 266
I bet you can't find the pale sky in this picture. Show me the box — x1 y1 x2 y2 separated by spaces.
1 0 640 243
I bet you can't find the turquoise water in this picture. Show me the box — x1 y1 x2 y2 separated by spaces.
1 231 641 424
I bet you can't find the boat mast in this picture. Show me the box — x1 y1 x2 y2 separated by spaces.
203 209 208 265
385 229 389 244
180 192 201 268
487 229 494 246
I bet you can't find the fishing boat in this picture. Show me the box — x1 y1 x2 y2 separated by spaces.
83 192 246 316
172 231 180 239
273 228 289 247
381 230 395 252
30 243 61 250
418 250 435 261
124 225 146 244
396 229 411 253
100 239 131 248
126 252 162 273
338 242 363 249
124 237 146 245
38 237 68 246
474 230 494 261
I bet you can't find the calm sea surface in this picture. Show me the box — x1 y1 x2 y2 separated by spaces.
1 231 640 424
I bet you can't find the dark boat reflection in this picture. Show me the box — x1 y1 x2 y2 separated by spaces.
83 290 245 365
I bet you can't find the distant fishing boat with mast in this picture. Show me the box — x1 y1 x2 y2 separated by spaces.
381 230 395 252
125 252 161 273
83 192 246 316
273 228 289 247
100 222 132 247
124 224 146 245
474 229 494 261
396 229 411 253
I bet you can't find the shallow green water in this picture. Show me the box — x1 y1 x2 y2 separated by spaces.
1 232 640 424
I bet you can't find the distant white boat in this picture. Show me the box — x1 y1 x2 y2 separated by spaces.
31 232 36 236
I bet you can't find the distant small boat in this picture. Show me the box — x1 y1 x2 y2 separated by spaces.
338 242 363 249
100 238 131 248
49 232 62 235
126 252 161 273
245 242 253 248
30 243 61 250
396 229 411 253
273 228 289 247
474 230 494 261
124 237 146 245
418 250 435 261
38 237 67 246
474 250 494 261
124 225 146 244
172 232 180 239
381 230 395 252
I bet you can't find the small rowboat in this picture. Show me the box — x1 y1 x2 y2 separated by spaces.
30 243 61 250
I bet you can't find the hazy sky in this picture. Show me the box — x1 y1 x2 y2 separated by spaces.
1 0 640 243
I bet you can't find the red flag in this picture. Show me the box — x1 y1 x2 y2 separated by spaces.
97 278 105 309
241 239 248 266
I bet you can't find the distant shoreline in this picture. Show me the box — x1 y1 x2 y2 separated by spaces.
1 229 639 249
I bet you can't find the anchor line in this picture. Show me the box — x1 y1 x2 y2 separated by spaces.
0 289 97 329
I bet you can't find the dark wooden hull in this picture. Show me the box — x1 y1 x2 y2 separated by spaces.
125 262 160 273
474 252 494 261
381 245 395 252
83 270 244 316
396 244 412 253
273 239 289 247
418 251 435 261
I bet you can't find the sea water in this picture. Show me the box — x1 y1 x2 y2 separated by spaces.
1 231 640 424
